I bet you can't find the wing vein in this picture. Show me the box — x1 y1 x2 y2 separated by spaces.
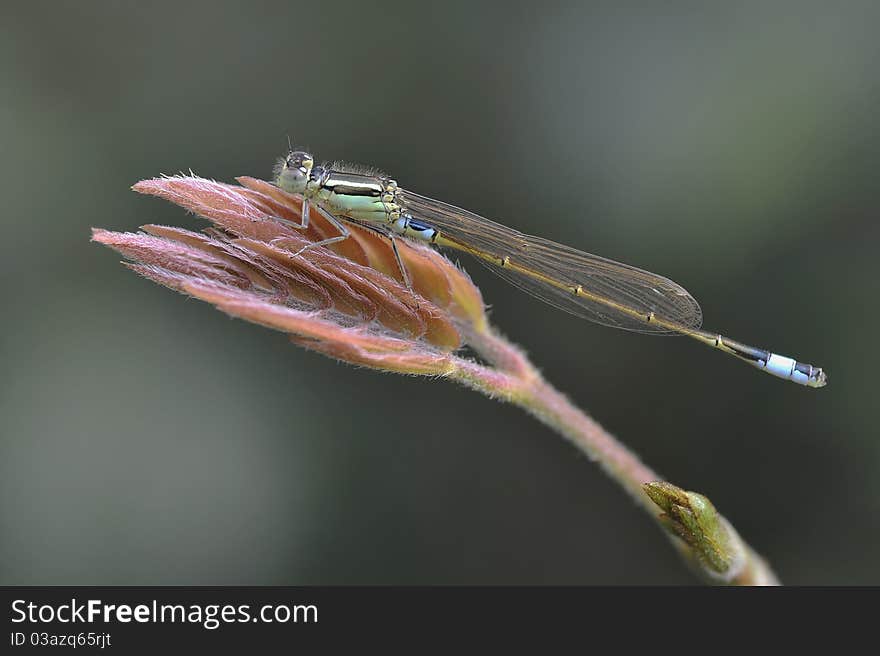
398 190 703 334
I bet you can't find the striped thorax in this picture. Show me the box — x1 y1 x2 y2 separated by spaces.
275 150 438 243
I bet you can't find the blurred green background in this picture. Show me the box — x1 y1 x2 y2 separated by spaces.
1 1 876 584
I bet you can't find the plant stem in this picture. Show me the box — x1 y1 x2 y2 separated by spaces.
451 324 780 585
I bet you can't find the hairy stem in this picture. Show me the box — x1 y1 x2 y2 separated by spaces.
451 324 779 585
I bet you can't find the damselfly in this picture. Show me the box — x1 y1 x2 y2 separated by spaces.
272 149 827 388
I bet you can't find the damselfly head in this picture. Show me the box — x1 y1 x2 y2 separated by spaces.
274 149 314 194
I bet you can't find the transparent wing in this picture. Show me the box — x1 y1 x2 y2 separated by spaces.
398 189 703 334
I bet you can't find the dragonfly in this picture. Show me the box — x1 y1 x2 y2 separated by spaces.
271 148 827 388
